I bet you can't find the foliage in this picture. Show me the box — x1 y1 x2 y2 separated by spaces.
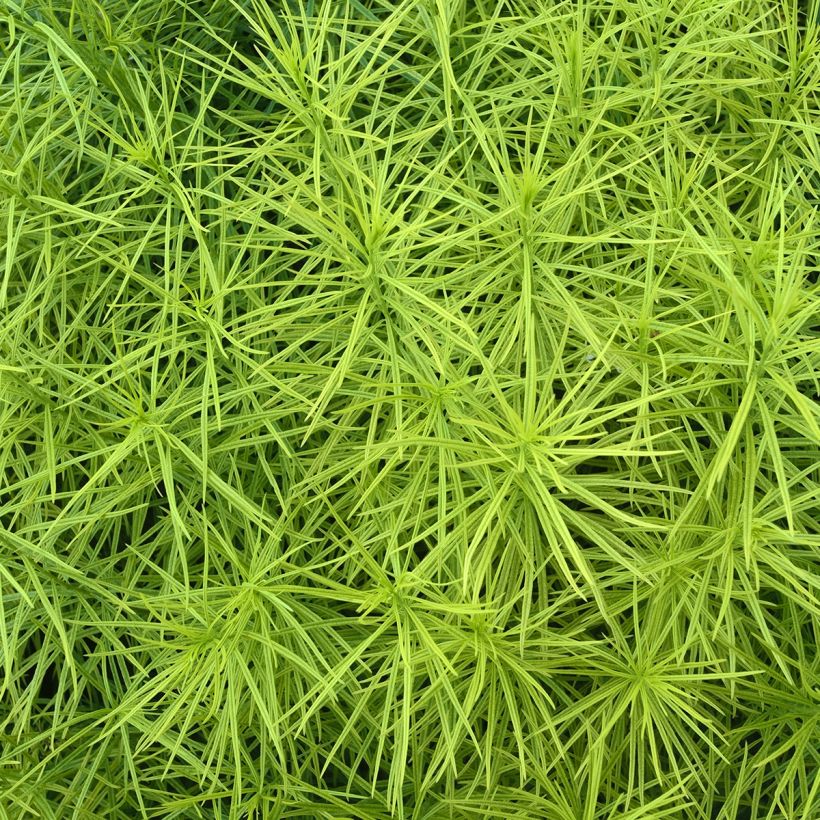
0 0 818 817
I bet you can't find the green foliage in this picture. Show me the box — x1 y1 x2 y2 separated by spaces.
0 0 818 817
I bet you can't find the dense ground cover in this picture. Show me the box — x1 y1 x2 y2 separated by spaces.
0 1 819 817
